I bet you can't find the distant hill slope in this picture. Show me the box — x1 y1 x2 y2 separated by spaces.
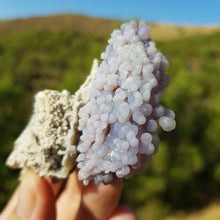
0 14 219 41
0 14 120 37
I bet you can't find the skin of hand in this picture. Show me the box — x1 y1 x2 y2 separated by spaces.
0 170 136 220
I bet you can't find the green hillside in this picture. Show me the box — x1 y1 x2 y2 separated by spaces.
1 14 219 40
0 15 220 219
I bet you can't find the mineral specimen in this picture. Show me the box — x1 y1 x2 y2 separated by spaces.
6 60 98 179
77 20 176 185
6 20 176 185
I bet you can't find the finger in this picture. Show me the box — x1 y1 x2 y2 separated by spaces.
5 170 56 220
56 170 123 220
0 186 20 220
79 178 123 220
108 205 137 220
56 171 83 220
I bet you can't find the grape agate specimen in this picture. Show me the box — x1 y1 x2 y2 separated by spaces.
76 20 176 185
6 20 176 184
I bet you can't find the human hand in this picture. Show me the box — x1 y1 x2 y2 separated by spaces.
0 170 136 220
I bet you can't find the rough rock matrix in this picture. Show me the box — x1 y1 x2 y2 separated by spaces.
6 60 98 179
77 20 176 185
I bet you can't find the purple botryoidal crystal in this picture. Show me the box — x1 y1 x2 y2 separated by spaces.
77 20 176 185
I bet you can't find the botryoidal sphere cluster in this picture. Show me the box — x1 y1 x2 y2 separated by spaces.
77 20 176 185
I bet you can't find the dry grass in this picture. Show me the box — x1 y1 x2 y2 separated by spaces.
0 14 219 41
165 204 220 220
0 14 120 37
150 23 220 40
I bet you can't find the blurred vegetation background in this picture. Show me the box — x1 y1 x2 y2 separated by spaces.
0 15 219 219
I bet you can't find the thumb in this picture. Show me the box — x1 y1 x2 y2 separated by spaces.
7 171 56 220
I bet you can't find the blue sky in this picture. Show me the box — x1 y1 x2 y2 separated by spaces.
0 0 219 26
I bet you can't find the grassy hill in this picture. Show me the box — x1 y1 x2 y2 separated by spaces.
165 203 220 220
0 14 120 37
0 14 220 219
0 14 219 40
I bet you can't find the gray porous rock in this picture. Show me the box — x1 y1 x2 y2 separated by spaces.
6 20 176 184
6 59 98 179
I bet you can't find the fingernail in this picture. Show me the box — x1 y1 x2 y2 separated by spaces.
16 172 39 219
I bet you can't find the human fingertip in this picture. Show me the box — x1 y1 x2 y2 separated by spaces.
33 176 56 220
15 170 56 220
108 205 137 220
16 171 39 219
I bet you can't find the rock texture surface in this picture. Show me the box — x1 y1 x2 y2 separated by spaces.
6 60 98 179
